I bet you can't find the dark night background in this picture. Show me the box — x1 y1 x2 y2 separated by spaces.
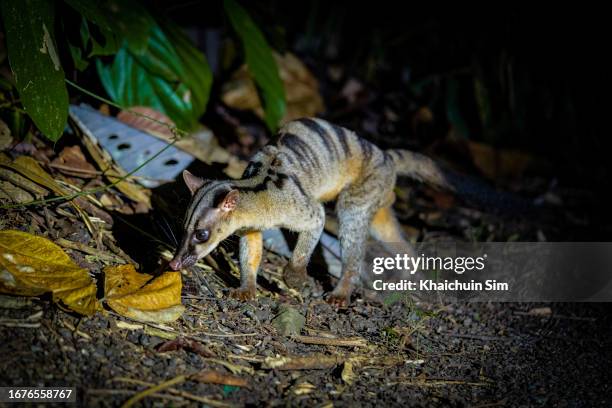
155 2 611 238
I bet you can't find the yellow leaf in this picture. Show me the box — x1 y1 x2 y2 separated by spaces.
4 156 65 196
0 230 101 315
104 264 184 323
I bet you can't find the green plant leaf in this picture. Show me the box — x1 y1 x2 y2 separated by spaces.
224 0 286 131
97 47 194 128
96 23 212 131
0 0 68 142
162 21 213 121
63 0 154 54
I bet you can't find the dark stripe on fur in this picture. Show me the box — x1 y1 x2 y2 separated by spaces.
241 161 263 179
280 133 320 169
298 118 338 159
331 124 351 156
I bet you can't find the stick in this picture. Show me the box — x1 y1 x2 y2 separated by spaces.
121 375 188 408
292 335 368 348
113 377 233 407
56 238 125 263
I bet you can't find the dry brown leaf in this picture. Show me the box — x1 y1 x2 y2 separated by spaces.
117 107 175 140
222 52 324 124
0 181 34 203
51 146 97 178
0 230 101 315
467 141 533 180
104 264 184 323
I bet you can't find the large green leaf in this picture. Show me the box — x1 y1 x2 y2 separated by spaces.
0 0 68 141
96 24 212 131
162 22 213 121
224 0 286 132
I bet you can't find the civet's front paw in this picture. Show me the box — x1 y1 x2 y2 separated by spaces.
326 290 350 308
229 285 256 301
283 264 309 289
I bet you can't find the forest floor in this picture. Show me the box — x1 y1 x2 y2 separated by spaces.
1 278 610 407
1 156 611 406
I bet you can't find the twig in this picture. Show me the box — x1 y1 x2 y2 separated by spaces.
86 389 184 403
191 331 258 338
385 379 490 387
56 238 125 263
0 321 40 328
113 377 233 407
440 332 512 342
48 163 167 181
121 374 188 408
292 335 368 348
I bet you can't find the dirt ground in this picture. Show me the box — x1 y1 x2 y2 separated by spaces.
1 291 610 407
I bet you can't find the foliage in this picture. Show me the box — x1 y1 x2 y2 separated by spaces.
0 0 286 140
0 0 68 142
224 0 286 132
96 25 212 131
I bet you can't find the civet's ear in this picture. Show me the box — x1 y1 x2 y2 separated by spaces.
218 189 239 212
182 170 204 195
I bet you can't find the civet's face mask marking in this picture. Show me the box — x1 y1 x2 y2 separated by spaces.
169 170 239 271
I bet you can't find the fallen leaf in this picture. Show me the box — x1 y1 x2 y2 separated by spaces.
0 168 49 197
191 370 249 388
117 106 175 140
0 155 95 231
271 305 305 336
50 145 97 178
467 141 533 180
0 230 101 315
2 156 65 196
104 264 184 323
222 52 324 124
0 181 34 203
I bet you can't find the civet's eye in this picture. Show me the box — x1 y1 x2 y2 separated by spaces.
194 229 210 242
